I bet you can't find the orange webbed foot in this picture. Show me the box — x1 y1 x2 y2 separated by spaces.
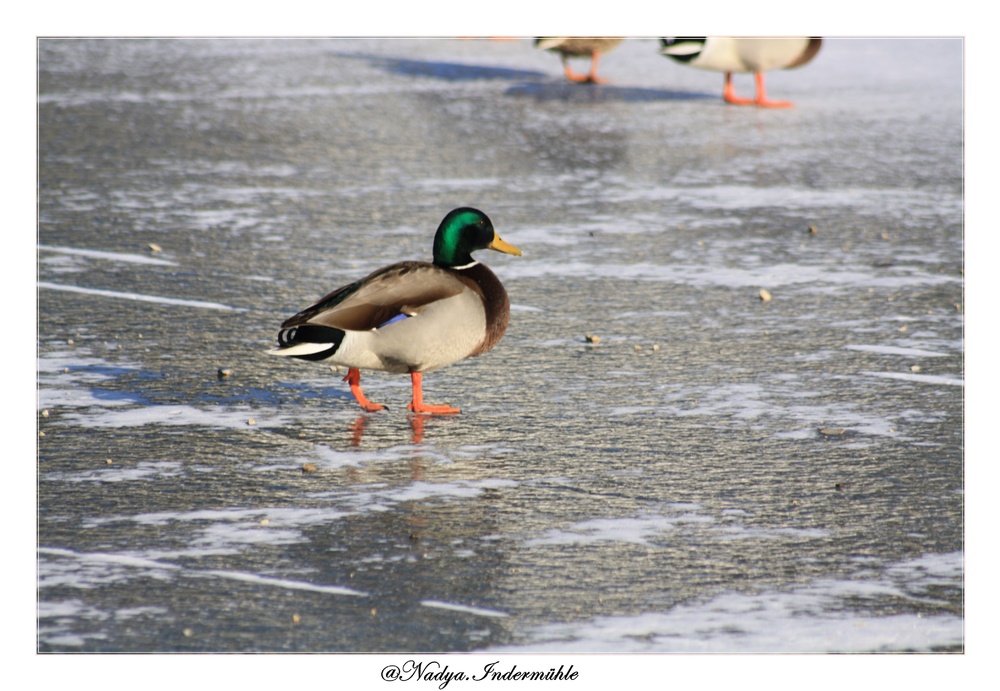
754 98 795 109
723 92 756 106
563 67 590 83
722 72 754 105
342 367 387 412
562 56 608 84
749 72 795 108
407 402 461 416
408 371 461 416
586 53 609 84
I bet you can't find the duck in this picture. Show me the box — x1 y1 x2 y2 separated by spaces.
269 208 522 415
659 37 822 108
535 37 624 84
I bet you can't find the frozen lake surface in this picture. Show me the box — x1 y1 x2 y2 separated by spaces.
37 37 963 653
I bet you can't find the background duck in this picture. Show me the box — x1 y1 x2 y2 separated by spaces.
660 37 822 108
270 207 521 415
535 37 624 84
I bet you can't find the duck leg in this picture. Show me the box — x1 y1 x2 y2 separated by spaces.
561 53 607 84
751 72 794 108
561 55 590 83
342 367 387 412
722 72 755 105
585 52 608 83
407 371 460 415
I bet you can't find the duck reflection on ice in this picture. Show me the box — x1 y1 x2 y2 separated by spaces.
347 413 430 446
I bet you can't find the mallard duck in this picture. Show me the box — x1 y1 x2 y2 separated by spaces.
660 37 822 108
535 37 624 84
270 208 522 415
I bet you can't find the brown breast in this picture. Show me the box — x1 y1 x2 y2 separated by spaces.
455 262 511 357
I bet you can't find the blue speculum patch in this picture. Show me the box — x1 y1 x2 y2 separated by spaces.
378 313 409 328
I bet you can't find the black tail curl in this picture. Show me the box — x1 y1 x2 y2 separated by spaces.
277 324 346 362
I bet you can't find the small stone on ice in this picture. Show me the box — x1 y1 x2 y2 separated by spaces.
302 463 318 474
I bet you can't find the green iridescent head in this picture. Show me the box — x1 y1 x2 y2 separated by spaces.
432 207 522 268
